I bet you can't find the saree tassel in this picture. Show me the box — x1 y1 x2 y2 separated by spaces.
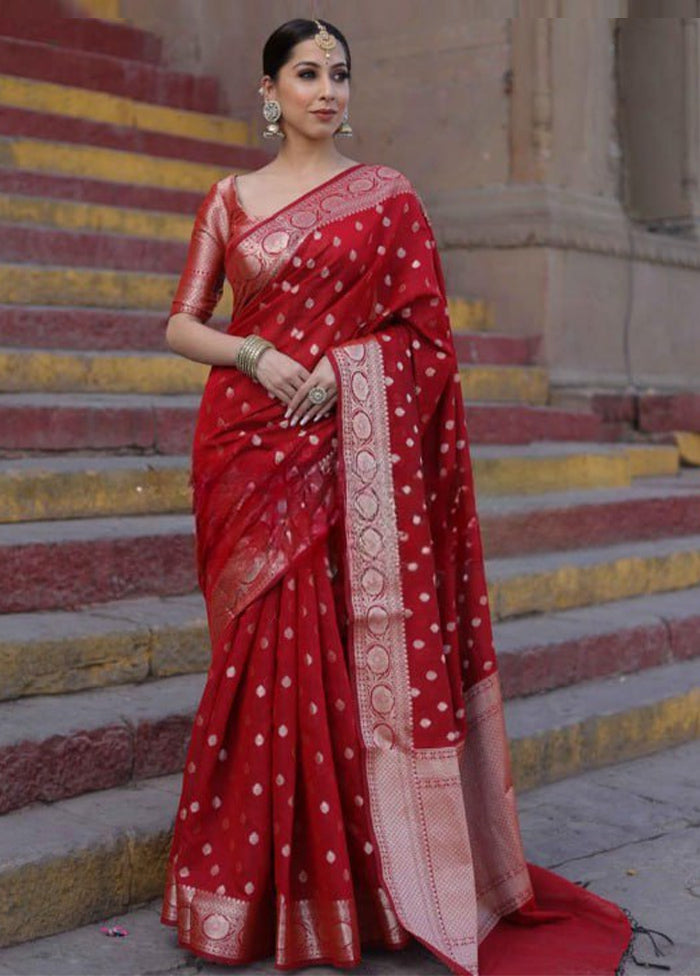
615 907 674 975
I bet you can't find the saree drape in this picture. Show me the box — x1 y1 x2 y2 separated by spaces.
159 163 634 975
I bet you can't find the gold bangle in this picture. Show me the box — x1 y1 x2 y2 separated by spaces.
235 335 275 380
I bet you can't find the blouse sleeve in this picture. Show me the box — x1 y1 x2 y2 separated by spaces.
170 180 229 322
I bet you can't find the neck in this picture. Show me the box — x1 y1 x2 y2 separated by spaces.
272 133 347 175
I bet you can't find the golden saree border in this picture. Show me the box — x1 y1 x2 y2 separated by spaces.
161 859 409 967
333 339 534 976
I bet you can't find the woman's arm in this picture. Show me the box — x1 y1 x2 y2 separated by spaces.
165 312 244 366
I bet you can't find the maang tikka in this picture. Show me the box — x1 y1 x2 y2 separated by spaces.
312 20 353 137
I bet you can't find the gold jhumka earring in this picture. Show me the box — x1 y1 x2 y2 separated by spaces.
262 98 284 139
312 21 354 137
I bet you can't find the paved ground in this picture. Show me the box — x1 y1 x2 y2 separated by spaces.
1 740 698 976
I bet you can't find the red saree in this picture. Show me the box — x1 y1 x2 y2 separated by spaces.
160 163 635 974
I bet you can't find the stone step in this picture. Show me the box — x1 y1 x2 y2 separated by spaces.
0 191 193 242
488 534 700 621
478 472 700 556
0 443 682 523
0 76 251 150
0 515 196 613
471 441 679 495
0 2 164 63
0 392 199 453
0 168 203 213
0 454 191 523
0 656 698 946
0 263 233 314
452 331 539 365
0 593 206 700
552 387 700 435
0 393 607 452
3 578 698 706
0 108 263 176
0 348 208 394
0 306 202 350
0 349 548 403
447 296 495 332
464 401 603 444
0 37 224 115
0 670 205 815
0 135 233 193
0 222 187 273
459 364 549 405
4 476 700 613
495 586 700 699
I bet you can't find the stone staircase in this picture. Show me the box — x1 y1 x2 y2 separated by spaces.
1 0 700 951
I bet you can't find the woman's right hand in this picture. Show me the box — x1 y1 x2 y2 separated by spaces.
254 348 311 407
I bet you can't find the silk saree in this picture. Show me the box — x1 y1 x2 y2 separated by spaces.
160 162 635 974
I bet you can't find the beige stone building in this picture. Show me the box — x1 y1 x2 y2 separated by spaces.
109 0 700 394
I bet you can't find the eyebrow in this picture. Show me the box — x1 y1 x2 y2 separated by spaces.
293 59 349 69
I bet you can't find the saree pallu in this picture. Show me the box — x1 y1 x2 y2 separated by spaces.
160 163 633 974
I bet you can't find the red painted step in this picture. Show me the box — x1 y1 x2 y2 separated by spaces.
0 306 200 350
0 223 187 272
0 2 163 64
0 515 196 613
0 394 198 454
478 474 700 556
0 106 269 171
0 36 224 115
452 332 540 366
0 395 609 454
464 402 603 444
0 167 204 214
495 587 700 700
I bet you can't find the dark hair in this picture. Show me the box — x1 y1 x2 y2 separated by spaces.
262 18 351 80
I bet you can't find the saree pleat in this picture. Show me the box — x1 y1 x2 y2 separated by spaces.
160 162 635 974
162 526 411 968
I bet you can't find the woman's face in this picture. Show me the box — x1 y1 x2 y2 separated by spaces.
263 37 350 141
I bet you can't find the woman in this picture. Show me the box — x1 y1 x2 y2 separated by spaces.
159 18 658 976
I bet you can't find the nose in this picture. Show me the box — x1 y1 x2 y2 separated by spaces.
319 71 336 101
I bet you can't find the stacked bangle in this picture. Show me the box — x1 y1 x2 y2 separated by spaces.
235 334 275 380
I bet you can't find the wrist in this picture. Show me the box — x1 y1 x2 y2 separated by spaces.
234 334 276 380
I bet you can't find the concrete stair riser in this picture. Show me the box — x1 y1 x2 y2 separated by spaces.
0 76 250 148
0 38 224 114
0 399 608 453
452 332 539 365
0 108 263 172
0 6 164 62
0 137 234 192
0 307 197 350
465 402 603 444
0 446 682 522
1 658 699 947
447 297 494 332
2 587 698 704
0 396 198 454
551 388 700 436
0 529 196 614
0 169 204 213
0 222 188 273
480 487 700 557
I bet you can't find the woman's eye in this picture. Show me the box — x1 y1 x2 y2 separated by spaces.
299 70 316 79
334 73 350 82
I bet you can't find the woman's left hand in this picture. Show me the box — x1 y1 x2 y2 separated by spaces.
284 354 338 426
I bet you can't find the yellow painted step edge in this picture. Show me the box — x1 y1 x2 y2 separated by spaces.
0 264 233 317
459 365 549 405
448 297 495 332
0 75 250 148
0 137 234 193
0 193 193 242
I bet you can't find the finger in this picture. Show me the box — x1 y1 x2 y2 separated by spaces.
300 391 334 426
286 381 313 421
315 393 338 420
